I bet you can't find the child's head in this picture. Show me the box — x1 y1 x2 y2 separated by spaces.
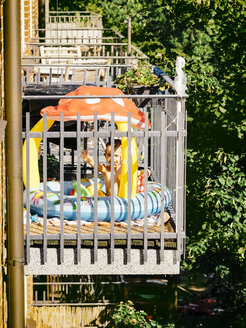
105 139 122 167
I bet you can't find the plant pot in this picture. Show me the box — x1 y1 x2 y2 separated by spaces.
128 84 159 108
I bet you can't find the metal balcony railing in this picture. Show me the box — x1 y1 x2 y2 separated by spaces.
48 11 103 27
22 63 129 87
22 91 186 273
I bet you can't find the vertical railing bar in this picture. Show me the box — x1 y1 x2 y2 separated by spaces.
43 114 48 264
84 68 87 84
93 113 98 262
25 67 29 84
77 113 81 263
183 104 187 258
23 70 27 85
155 102 161 180
150 105 154 173
143 111 148 262
48 68 52 84
164 93 168 187
25 112 30 263
72 68 75 83
37 68 41 84
127 112 132 263
110 113 115 263
59 68 64 84
95 68 99 86
176 98 184 261
106 66 110 87
160 108 166 262
71 149 75 167
181 99 186 257
60 113 64 264
51 283 55 303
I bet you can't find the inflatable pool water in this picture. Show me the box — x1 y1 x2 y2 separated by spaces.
24 180 172 222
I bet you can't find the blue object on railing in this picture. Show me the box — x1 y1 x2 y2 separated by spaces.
152 66 166 80
152 66 175 90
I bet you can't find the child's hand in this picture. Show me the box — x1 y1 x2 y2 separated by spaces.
81 150 89 161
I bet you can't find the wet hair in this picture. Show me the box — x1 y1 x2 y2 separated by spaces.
105 139 122 157
105 139 121 149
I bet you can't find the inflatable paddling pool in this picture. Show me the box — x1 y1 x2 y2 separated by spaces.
24 180 172 222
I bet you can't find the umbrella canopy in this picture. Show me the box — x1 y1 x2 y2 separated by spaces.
40 85 151 130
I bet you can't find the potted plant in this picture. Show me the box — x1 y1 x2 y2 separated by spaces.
114 61 167 107
114 61 166 94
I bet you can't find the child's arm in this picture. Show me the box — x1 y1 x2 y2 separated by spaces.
81 150 105 173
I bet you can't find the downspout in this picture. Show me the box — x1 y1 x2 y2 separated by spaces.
4 0 25 327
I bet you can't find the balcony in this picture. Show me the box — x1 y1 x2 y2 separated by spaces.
22 89 186 275
21 10 186 276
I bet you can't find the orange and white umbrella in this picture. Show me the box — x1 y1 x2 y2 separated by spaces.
40 85 151 130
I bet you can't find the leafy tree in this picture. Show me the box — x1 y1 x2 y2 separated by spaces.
48 0 246 314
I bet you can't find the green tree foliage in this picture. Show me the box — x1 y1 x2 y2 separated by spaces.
110 300 172 327
51 0 246 292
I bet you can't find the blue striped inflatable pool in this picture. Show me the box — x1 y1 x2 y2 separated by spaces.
24 180 172 222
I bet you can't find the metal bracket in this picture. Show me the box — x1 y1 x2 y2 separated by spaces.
6 258 25 267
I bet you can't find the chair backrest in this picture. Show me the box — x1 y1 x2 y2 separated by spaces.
39 46 82 65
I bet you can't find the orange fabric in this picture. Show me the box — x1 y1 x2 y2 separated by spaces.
136 175 145 193
40 85 151 130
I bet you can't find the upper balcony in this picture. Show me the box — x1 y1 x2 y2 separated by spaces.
22 10 147 88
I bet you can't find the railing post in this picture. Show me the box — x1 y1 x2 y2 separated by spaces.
174 56 187 260
175 98 185 260
127 18 131 55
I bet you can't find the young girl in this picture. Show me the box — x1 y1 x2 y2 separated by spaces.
81 140 122 196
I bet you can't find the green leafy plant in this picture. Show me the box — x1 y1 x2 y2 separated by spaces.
114 61 165 93
38 154 60 180
111 300 170 327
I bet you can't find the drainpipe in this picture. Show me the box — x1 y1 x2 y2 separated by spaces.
4 0 25 327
